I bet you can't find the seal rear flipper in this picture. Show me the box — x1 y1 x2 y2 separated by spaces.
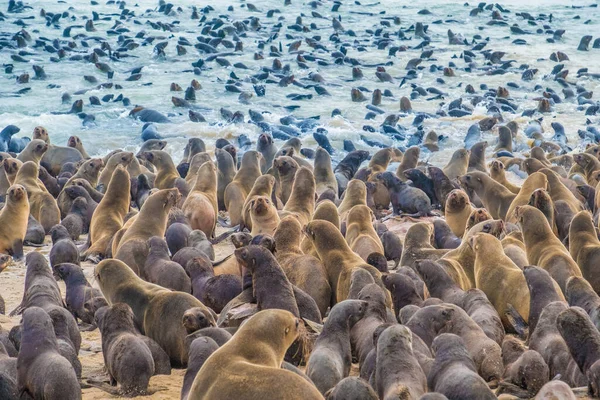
10 239 23 261
212 253 233 267
496 381 535 398
210 226 240 245
9 303 24 317
505 303 529 340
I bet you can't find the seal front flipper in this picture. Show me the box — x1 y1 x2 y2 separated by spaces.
10 239 23 260
505 303 528 340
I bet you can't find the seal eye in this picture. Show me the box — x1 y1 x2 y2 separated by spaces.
285 327 290 334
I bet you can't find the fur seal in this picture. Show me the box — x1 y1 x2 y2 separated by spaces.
279 166 316 225
0 185 28 259
306 299 367 394
97 303 155 395
115 188 179 275
274 216 332 316
181 337 219 400
444 189 473 237
345 205 384 261
490 160 520 194
257 133 277 173
49 225 79 268
524 265 565 337
16 139 48 164
85 166 130 259
241 174 276 231
95 258 214 366
443 149 469 179
14 161 60 233
460 171 516 220
185 255 242 313
568 211 600 294
376 171 432 217
189 310 323 399
338 179 367 221
144 237 192 292
325 377 378 400
249 196 280 236
428 333 496 399
98 151 134 189
182 160 217 238
516 205 582 292
274 155 299 205
433 220 461 249
216 148 236 211
314 147 338 198
400 222 449 270
67 135 90 158
225 150 262 226
376 324 427 400
467 142 488 173
140 150 186 192
17 307 81 400
396 146 420 179
304 220 387 304
54 263 103 325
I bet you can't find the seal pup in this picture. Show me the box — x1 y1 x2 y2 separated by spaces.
0 185 28 259
144 237 191 292
54 263 103 325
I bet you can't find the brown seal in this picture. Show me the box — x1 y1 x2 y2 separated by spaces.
64 157 103 189
376 324 427 399
17 307 81 400
314 147 338 198
515 205 582 292
428 333 496 399
32 126 49 143
273 155 299 205
538 168 584 213
225 150 262 226
140 150 186 192
189 310 323 399
467 141 488 172
338 179 367 221
96 303 155 395
306 299 367 394
304 220 387 304
301 199 340 258
84 166 130 259
67 135 90 158
184 152 212 186
345 205 384 261
465 208 492 232
534 381 576 400
241 174 276 231
144 236 192 292
0 185 29 259
557 307 600 396
180 337 219 400
423 130 440 152
395 146 420 180
216 147 236 211
13 161 60 233
569 210 600 294
249 196 280 236
367 148 396 208
95 258 215 366
501 232 529 269
504 171 548 223
325 377 378 400
444 189 474 237
470 233 530 328
460 171 516 220
185 256 242 314
490 160 520 194
443 148 469 179
275 216 332 315
115 188 180 275
98 151 134 189
399 222 449 270
523 265 565 337
182 161 217 238
495 126 513 153
16 139 48 164
279 166 316 225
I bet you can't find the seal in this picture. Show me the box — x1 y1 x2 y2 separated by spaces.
314 147 338 198
96 303 155 395
428 333 496 399
460 171 516 220
98 151 134 189
515 205 582 292
95 258 215 366
257 133 277 173
467 141 488 173
396 146 420 179
144 236 192 292
380 230 403 268
471 233 530 328
565 276 600 330
181 307 216 335
274 216 332 316
115 188 180 275
241 174 276 231
499 346 550 398
306 299 367 394
523 265 565 337
216 148 237 211
16 139 48 164
569 211 600 294
279 166 316 225
185 255 242 313
54 263 103 325
49 225 79 269
180 337 219 400
84 166 130 259
504 171 548 224
17 307 81 400
399 223 449 270
433 220 461 249
490 160 520 194
248 196 280 236
534 381 576 400
140 150 186 192
335 150 369 196
376 171 432 217
273 155 299 205
61 197 87 240
444 189 473 237
337 179 367 221
67 135 90 158
376 324 427 400
224 150 262 226
557 307 600 396
188 310 323 400
14 161 60 233
303 220 387 304
325 377 378 400
382 273 423 318
182 160 218 238
443 148 469 179
0 185 28 259
184 153 212 186
345 205 384 261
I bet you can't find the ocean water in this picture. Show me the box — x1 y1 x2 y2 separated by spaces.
0 0 599 164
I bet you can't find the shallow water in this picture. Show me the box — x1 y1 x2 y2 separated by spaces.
0 0 599 166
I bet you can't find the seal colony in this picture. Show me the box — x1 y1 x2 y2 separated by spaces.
2 0 600 398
